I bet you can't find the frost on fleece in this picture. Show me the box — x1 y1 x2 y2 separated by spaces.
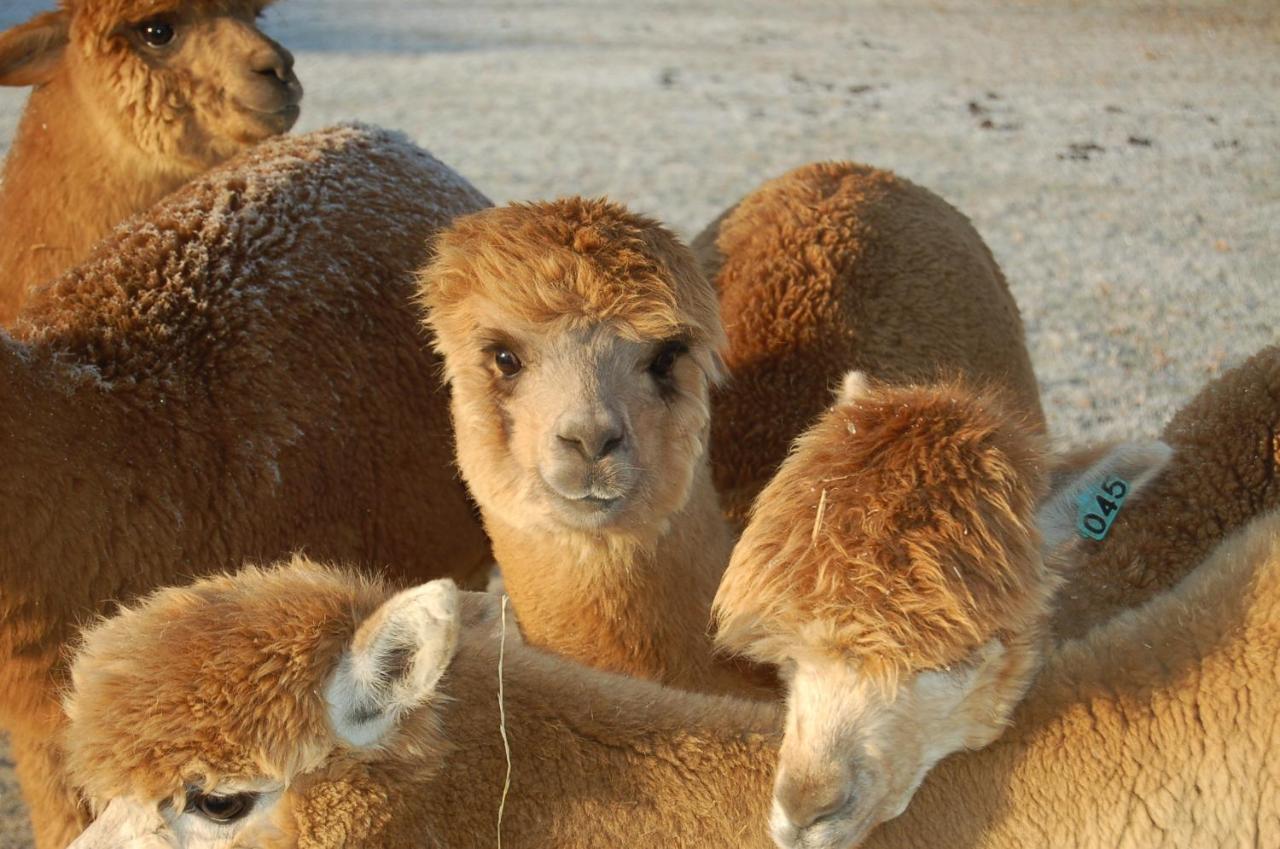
0 123 492 849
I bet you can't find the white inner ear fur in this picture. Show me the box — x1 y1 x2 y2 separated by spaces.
834 370 871 405
325 580 460 748
68 797 170 849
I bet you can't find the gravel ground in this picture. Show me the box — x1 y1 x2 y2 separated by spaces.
1 1 1277 844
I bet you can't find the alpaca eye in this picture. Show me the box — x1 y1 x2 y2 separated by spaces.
186 791 256 823
137 19 176 48
493 348 522 377
648 341 688 380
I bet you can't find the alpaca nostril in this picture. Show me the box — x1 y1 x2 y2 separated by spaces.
255 63 287 83
780 785 852 830
557 433 588 459
556 428 624 461
252 48 294 83
598 430 624 459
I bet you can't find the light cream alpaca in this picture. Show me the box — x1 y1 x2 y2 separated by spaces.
56 382 1154 849
0 0 301 322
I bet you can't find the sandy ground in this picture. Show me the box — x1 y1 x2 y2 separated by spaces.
0 1 1277 845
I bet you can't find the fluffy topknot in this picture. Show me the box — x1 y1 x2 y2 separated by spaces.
714 378 1055 681
63 559 389 806
418 197 726 354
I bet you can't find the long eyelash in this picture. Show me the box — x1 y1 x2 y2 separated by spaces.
478 332 520 355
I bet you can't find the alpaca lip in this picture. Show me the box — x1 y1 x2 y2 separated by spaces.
539 475 627 520
575 494 619 508
252 103 301 126
774 799 872 849
559 489 623 512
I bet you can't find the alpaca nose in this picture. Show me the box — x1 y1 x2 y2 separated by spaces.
556 411 626 461
776 777 852 830
252 42 296 84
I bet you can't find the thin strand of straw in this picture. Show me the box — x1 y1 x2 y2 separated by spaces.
496 594 512 849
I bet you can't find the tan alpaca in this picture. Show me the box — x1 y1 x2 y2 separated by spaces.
696 162 1046 520
712 374 1168 845
419 197 755 694
56 379 1135 849
0 124 492 849
0 0 302 323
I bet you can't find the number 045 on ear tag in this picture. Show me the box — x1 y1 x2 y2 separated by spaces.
1076 477 1129 541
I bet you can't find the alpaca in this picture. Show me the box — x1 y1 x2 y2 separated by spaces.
1050 343 1280 638
57 382 1154 849
0 124 492 849
712 374 1168 845
695 162 1046 521
0 0 302 323
418 197 753 694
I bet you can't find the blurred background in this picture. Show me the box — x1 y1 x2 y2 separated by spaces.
0 1 1276 842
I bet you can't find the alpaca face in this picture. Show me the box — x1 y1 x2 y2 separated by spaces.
0 1 301 173
445 301 715 535
769 640 1033 849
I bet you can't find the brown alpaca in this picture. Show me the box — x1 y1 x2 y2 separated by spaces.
0 124 491 849
62 379 1111 849
713 375 1164 845
697 162 1047 521
1051 344 1280 638
419 197 755 695
0 0 301 323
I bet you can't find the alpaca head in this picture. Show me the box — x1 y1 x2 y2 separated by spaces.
714 375 1170 849
63 559 467 849
419 197 726 537
0 0 301 174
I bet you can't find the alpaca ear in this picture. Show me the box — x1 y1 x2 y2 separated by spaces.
324 580 461 748
1038 441 1172 554
0 11 69 87
834 370 871 405
67 797 169 849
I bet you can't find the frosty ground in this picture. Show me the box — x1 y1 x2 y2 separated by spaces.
0 1 1276 845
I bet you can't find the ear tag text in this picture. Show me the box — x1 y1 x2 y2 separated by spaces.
1076 477 1129 541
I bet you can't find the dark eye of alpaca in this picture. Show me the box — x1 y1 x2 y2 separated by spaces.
648 341 688 380
185 791 257 823
137 19 177 48
493 348 523 377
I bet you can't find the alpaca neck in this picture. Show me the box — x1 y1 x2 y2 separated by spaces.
0 77 192 323
490 462 745 693
405 628 779 849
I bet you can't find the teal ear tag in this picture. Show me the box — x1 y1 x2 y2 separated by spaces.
1076 477 1130 541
